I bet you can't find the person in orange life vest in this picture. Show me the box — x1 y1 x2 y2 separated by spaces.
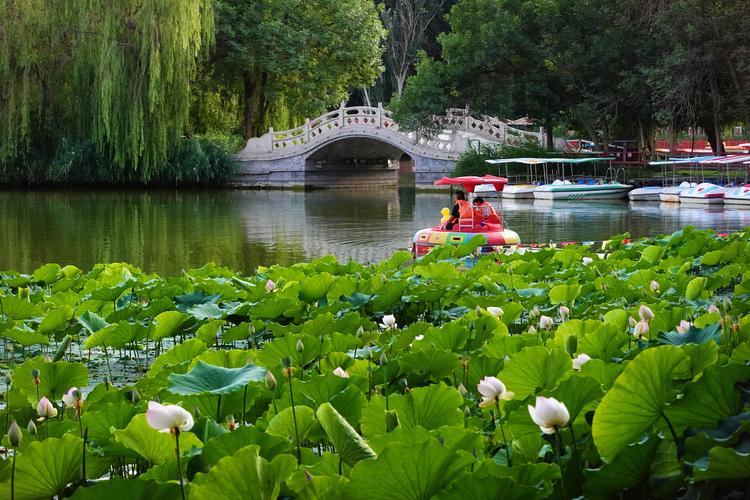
445 191 473 230
472 197 501 226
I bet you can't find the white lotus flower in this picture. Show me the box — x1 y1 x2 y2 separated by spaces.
650 280 660 292
146 401 194 434
708 303 720 315
582 257 593 266
528 396 570 434
477 376 514 408
638 305 654 321
62 387 83 412
265 279 276 292
539 315 553 330
414 334 424 341
559 306 570 319
572 353 591 370
633 319 649 339
332 367 349 378
486 307 504 318
379 314 397 330
676 320 692 334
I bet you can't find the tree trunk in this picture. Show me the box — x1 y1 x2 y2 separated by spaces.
708 71 725 154
396 69 408 96
544 117 554 151
243 72 268 139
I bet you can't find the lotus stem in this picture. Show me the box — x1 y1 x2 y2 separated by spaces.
661 412 681 460
568 424 580 469
216 395 222 422
384 362 389 411
103 346 113 381
11 448 16 500
175 430 186 500
495 400 511 467
82 427 88 481
287 369 302 464
242 385 247 424
553 430 568 499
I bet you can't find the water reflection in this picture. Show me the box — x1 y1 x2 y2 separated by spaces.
0 189 748 275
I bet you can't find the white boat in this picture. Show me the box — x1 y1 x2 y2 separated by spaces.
502 184 537 199
473 183 503 198
659 182 695 203
533 180 632 201
628 186 662 201
678 183 727 204
724 185 750 206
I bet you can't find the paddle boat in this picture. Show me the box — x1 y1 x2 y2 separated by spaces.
678 182 728 204
723 185 750 206
628 186 663 202
533 179 632 200
412 175 520 256
659 182 695 203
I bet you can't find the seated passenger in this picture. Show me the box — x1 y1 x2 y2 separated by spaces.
445 191 473 230
472 197 501 225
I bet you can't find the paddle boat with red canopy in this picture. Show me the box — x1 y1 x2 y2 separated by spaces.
412 175 520 256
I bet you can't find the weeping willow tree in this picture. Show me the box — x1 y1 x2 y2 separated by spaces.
0 0 214 180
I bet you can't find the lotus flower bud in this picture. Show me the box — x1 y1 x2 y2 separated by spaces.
37 396 58 419
528 325 537 335
461 355 470 368
31 369 40 385
62 387 83 411
414 334 424 342
265 279 276 292
225 415 238 431
26 419 37 435
530 306 540 319
559 306 570 318
332 367 349 378
582 257 593 266
475 306 483 315
463 406 472 418
304 470 314 484
265 371 277 390
528 396 570 434
723 297 732 311
295 339 304 353
539 315 553 330
708 303 720 315
572 353 591 370
125 389 141 404
379 352 388 366
486 307 504 318
629 316 637 327
385 409 399 432
650 280 660 292
8 419 21 447
634 320 649 339
356 326 364 335
676 320 691 334
638 305 654 321
457 383 468 397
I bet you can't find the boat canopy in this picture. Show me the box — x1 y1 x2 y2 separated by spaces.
485 157 614 165
648 156 724 165
433 175 508 192
698 154 750 164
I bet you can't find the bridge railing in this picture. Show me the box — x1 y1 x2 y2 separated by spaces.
240 103 547 157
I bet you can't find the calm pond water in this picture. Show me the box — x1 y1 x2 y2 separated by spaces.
1 188 749 275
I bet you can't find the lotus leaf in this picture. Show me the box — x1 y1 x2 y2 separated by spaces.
189 445 297 499
168 360 267 396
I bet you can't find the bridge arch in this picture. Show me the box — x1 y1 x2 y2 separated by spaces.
233 103 547 188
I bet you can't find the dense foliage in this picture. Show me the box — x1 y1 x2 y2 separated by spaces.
393 0 750 151
453 138 548 177
1 227 749 498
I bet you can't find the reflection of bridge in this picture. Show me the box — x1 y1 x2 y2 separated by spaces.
233 104 547 188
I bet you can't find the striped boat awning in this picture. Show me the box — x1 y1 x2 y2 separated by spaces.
699 154 750 164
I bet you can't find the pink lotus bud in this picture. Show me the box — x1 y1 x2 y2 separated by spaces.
676 320 691 334
36 396 58 419
539 315 553 330
265 279 276 292
332 367 349 378
638 305 654 321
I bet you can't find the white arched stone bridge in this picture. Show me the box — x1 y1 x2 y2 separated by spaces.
234 103 547 188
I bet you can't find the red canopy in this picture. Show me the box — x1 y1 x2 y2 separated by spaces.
433 175 508 193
